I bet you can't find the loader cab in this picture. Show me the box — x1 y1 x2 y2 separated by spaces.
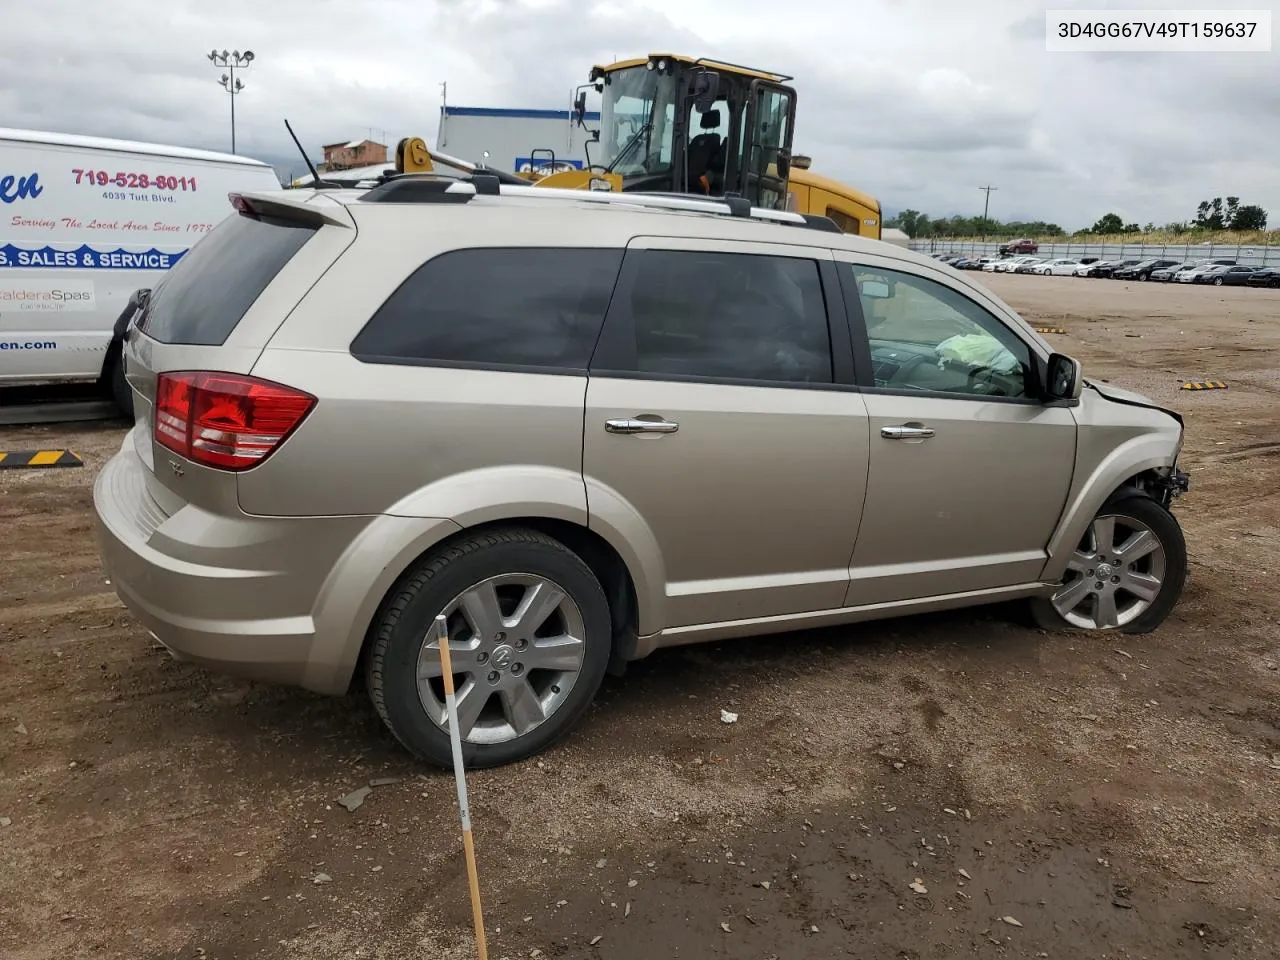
581 54 798 210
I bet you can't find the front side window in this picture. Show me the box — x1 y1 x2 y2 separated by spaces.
623 250 832 385
846 265 1033 399
350 248 623 370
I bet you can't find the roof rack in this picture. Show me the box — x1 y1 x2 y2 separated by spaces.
358 174 813 227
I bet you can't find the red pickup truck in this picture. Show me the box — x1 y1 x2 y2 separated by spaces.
999 238 1039 255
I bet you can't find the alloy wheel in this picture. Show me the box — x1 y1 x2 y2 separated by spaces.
416 573 587 744
1050 513 1167 629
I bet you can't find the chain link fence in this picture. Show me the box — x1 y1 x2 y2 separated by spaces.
909 238 1280 268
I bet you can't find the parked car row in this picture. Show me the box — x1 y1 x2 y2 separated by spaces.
925 252 1280 288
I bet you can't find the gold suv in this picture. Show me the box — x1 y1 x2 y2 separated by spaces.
93 178 1190 768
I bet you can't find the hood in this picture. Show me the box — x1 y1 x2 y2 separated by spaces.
1085 379 1183 427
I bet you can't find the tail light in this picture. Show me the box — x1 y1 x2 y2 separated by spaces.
155 371 316 471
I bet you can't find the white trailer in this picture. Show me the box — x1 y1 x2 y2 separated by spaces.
0 127 282 401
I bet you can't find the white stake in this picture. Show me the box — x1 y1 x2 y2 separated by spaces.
436 613 489 960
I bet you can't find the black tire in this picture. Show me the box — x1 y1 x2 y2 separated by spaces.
1030 494 1187 634
367 527 612 769
1213 277 1224 286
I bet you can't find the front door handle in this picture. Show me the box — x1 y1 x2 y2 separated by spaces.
605 416 680 435
881 424 935 440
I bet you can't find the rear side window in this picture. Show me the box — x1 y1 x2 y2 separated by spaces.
350 248 623 371
142 213 317 346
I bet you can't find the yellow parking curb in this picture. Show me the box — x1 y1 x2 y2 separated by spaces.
1035 326 1067 334
1180 381 1228 391
0 449 84 469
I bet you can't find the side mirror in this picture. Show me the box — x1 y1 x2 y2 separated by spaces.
573 91 588 127
775 148 792 181
858 279 892 299
690 69 720 109
1045 352 1083 401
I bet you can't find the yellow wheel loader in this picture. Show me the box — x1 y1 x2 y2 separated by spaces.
392 53 882 238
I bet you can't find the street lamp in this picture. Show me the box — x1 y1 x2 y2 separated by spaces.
208 49 255 154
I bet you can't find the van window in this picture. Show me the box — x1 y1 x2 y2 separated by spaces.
350 248 623 371
141 213 316 346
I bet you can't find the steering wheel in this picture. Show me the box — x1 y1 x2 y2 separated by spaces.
965 364 1001 395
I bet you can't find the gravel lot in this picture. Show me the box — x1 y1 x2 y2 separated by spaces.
3 273 1279 960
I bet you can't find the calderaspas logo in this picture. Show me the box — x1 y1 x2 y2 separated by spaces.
0 279 95 311
0 172 43 204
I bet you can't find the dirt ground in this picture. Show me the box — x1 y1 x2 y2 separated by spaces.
3 273 1279 960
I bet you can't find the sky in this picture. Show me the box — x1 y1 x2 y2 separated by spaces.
1 0 1276 230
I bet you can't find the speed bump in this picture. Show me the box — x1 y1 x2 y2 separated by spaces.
1180 381 1228 391
1035 326 1067 334
0 450 84 469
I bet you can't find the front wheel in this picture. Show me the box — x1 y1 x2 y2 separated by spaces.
367 527 612 769
1031 495 1187 633
1213 277 1224 286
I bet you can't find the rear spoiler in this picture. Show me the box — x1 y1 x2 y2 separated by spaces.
227 190 355 229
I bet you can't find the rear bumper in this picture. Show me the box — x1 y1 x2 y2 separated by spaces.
93 440 456 695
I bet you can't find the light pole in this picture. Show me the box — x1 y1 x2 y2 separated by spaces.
208 49 255 154
978 184 997 239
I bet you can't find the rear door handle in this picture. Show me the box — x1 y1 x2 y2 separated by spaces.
881 424 935 440
605 417 680 435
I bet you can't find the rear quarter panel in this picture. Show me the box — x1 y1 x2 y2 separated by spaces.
238 203 638 521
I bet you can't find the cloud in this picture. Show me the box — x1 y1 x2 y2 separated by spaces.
1 0 1275 229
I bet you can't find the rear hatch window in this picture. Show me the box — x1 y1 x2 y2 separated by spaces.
139 212 317 346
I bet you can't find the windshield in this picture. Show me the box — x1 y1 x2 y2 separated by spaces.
598 66 679 176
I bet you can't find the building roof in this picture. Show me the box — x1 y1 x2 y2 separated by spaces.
323 139 385 150
443 105 602 123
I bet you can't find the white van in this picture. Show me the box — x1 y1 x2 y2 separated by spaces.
0 127 282 409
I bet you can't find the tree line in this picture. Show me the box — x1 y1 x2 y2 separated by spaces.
887 197 1269 239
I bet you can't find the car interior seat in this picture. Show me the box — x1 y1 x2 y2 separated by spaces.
685 108 724 194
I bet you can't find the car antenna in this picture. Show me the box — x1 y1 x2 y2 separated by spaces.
284 119 339 190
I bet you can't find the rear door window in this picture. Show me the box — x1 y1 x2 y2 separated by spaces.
141 212 317 346
350 248 623 372
602 249 833 385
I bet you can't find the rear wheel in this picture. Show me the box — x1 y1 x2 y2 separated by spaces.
1213 276 1224 286
367 527 612 769
1031 495 1186 634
